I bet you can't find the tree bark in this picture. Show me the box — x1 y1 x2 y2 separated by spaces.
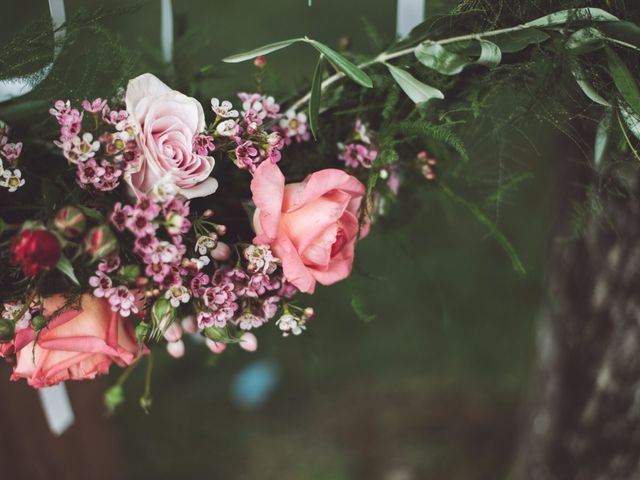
512 152 640 479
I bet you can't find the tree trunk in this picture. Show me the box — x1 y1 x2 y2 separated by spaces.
512 152 640 479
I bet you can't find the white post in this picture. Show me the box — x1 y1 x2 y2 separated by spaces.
396 0 425 37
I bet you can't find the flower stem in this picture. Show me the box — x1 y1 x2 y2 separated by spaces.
288 21 640 113
139 353 154 414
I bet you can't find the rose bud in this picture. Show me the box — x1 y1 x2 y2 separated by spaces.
166 339 185 359
254 55 266 68
11 229 62 277
239 332 258 352
162 322 183 343
205 338 226 354
181 316 198 335
54 206 86 238
84 225 118 261
211 241 231 261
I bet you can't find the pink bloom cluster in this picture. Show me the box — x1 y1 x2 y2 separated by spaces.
208 92 310 174
193 244 298 333
0 122 26 193
337 119 378 169
88 256 140 317
50 99 141 192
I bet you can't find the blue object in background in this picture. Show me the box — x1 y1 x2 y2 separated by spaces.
230 360 280 410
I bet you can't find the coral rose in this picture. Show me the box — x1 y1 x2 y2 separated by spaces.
125 73 217 199
11 295 142 388
251 162 368 293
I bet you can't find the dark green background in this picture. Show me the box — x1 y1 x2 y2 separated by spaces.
1 1 555 478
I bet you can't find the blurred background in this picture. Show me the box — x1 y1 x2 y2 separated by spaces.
0 0 558 478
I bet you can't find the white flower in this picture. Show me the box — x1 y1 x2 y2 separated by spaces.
195 235 217 255
238 313 265 330
279 110 308 137
216 119 238 137
354 118 372 144
150 178 178 201
72 133 100 162
165 285 190 308
244 244 279 274
0 168 25 192
2 302 32 331
276 314 306 337
0 158 4 176
211 98 239 118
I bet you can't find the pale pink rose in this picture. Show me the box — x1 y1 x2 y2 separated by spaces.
11 295 142 388
125 73 218 199
251 162 368 294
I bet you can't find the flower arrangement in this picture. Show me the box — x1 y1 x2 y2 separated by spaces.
2 5 640 412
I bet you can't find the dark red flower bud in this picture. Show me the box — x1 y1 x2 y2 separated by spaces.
11 229 61 277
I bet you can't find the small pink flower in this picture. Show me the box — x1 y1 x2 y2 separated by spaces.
338 142 377 169
108 286 138 317
136 195 161 219
145 262 171 284
89 271 114 298
98 256 121 273
1 142 22 161
193 134 215 156
82 98 108 113
76 158 106 186
190 273 210 298
262 296 280 320
126 210 157 237
111 203 133 232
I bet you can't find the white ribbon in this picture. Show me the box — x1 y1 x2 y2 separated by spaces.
396 0 425 37
160 0 174 64
0 0 66 102
38 383 75 436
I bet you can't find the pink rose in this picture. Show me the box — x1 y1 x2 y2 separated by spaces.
125 73 218 199
251 162 368 293
11 295 142 388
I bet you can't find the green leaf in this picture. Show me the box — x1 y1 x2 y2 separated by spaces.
56 255 80 286
571 67 610 107
476 39 502 67
308 55 324 140
415 39 501 75
492 28 549 53
351 292 376 323
565 27 605 53
306 39 373 88
524 8 619 28
619 101 640 141
77 205 104 222
0 218 5 236
440 183 526 275
386 64 444 104
606 47 640 116
415 42 469 75
222 38 303 63
594 109 611 167
599 21 640 49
